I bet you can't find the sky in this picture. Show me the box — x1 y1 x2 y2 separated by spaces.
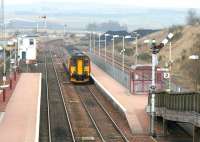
5 0 200 9
4 0 200 30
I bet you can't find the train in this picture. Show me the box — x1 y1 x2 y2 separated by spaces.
64 51 91 83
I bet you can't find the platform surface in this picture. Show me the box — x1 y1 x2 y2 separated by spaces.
0 73 42 142
91 63 149 134
0 73 20 111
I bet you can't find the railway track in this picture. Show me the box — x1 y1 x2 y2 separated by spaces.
52 50 102 142
75 85 129 142
44 50 75 142
51 46 129 142
38 51 50 142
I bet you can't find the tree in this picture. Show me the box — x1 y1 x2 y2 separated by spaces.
86 21 127 31
186 9 200 25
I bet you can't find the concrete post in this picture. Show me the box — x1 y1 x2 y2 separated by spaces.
163 119 168 136
3 89 5 102
10 79 12 90
193 126 200 142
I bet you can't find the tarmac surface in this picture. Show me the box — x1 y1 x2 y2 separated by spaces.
0 73 41 142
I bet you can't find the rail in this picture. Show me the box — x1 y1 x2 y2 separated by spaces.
75 85 129 142
44 50 75 142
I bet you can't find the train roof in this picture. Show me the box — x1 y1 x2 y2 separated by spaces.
70 51 89 59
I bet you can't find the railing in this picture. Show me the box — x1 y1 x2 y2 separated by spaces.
89 53 130 89
150 92 200 127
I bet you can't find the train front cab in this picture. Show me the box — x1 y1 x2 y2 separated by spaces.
69 56 90 83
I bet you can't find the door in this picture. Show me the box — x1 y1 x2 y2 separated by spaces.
77 59 83 75
22 51 26 60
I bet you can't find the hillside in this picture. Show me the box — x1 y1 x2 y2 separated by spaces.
137 25 200 91
105 25 200 91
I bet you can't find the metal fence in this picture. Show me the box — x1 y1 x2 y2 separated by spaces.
89 51 189 93
89 53 130 89
162 79 188 93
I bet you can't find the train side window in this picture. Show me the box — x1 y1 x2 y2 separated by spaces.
70 59 76 66
84 59 89 65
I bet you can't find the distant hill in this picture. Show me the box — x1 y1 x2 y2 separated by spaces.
101 29 159 41
6 19 63 30
131 29 160 38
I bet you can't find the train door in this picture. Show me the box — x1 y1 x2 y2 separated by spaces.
77 57 83 75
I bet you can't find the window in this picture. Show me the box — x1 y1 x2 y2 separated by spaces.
30 39 34 45
70 59 76 66
84 59 89 65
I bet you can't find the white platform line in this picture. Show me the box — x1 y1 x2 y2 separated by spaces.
0 112 5 124
35 73 42 142
91 74 126 113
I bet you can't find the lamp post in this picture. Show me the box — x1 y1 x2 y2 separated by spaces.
189 55 199 91
112 35 119 70
122 36 125 72
120 35 132 72
98 33 101 56
89 32 92 53
93 32 96 54
132 32 140 65
104 34 110 63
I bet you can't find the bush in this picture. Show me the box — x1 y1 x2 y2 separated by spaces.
138 53 151 61
124 48 134 56
168 25 183 42
181 49 187 60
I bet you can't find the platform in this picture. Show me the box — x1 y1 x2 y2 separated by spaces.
91 63 149 135
0 73 20 111
0 73 42 142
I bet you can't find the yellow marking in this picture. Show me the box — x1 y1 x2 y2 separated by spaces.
70 67 75 74
77 59 83 75
70 78 89 83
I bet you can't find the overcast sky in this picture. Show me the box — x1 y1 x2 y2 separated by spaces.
5 0 200 9
4 0 200 30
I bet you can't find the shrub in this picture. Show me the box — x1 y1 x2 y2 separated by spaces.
138 53 151 61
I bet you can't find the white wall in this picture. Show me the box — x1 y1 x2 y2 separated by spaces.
17 37 37 61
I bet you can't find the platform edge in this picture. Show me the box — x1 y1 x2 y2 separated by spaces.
34 73 42 142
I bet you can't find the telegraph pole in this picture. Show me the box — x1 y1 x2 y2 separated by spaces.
1 0 6 84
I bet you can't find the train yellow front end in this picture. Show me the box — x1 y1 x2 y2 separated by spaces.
67 53 91 83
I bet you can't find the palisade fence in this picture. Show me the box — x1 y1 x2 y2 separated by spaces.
89 53 130 89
